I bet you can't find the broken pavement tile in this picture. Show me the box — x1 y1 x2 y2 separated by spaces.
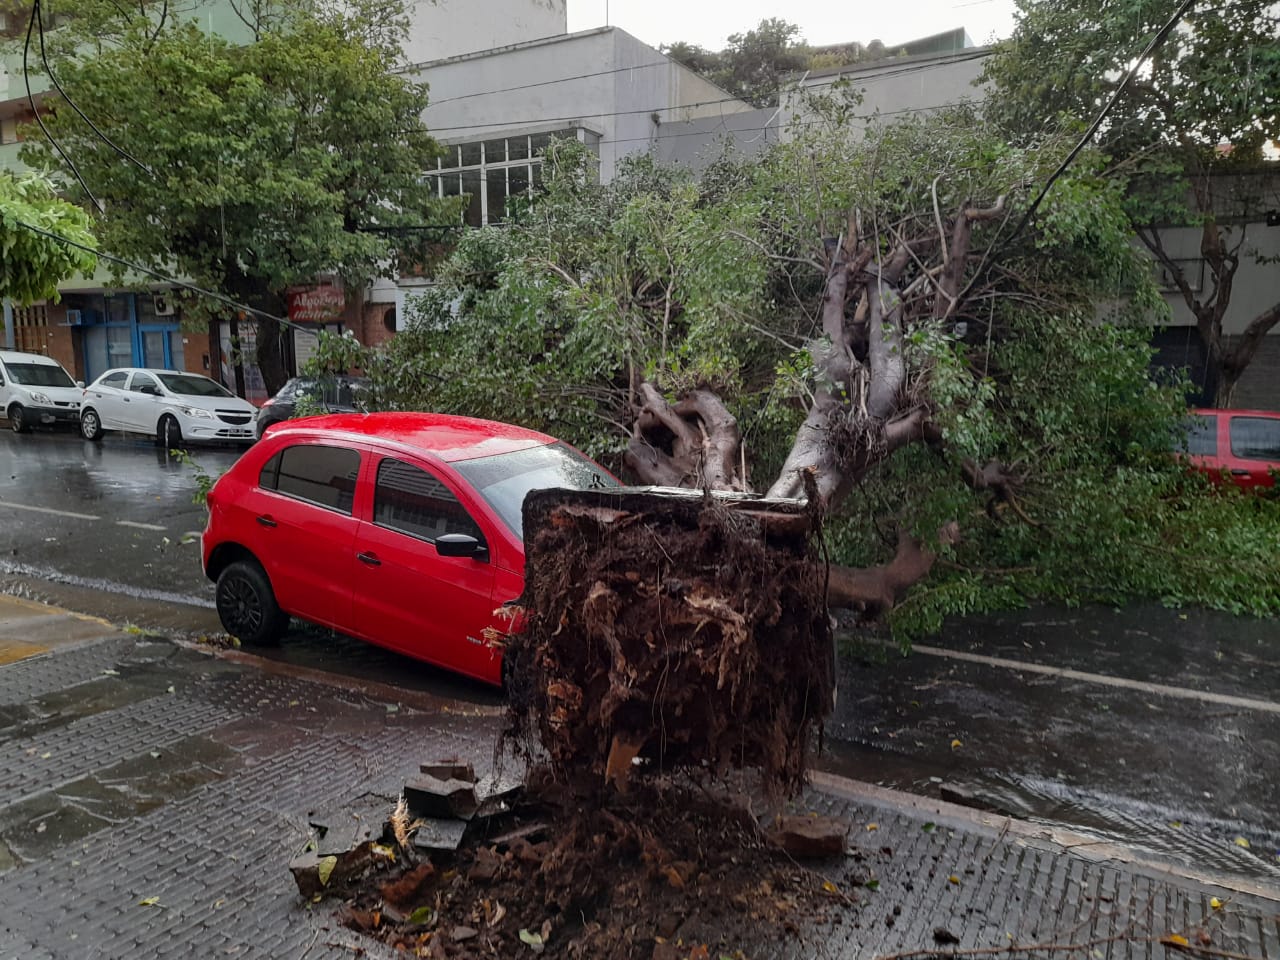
768 814 848 858
288 842 374 899
404 774 480 820
420 761 476 782
412 817 468 853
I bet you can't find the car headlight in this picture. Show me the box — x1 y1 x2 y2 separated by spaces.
29 392 51 405
179 406 214 419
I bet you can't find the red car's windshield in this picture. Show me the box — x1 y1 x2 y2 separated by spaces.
453 442 616 538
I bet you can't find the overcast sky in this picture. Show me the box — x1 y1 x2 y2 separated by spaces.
566 0 1020 51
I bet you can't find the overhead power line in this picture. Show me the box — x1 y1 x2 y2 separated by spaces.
1007 0 1199 242
11 215 301 329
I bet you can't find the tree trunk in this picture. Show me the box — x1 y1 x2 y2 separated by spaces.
254 315 290 397
1212 299 1280 408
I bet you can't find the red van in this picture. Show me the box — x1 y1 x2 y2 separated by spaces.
201 412 616 684
1180 409 1280 489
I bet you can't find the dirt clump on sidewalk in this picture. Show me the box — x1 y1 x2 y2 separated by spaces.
330 488 849 956
339 778 853 959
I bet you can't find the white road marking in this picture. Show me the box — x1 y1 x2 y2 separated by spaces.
115 520 168 531
911 643 1280 715
0 500 100 521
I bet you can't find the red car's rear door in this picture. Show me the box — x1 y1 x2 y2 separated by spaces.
1224 413 1280 488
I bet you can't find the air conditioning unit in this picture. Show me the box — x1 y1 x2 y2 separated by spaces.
66 309 83 325
153 293 176 317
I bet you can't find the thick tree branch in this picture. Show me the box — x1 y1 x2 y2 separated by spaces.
826 522 961 618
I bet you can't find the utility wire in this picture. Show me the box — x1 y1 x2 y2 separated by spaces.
420 47 993 110
423 51 995 135
11 214 305 329
31 0 155 178
1005 0 1198 243
23 0 101 212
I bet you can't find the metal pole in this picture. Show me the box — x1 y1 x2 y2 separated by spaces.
2 299 15 350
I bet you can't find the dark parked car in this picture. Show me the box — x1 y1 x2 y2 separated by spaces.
255 375 370 439
1179 408 1280 489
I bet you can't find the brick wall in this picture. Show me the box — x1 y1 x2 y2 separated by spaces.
355 302 397 349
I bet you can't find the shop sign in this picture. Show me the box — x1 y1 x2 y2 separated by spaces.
287 284 345 323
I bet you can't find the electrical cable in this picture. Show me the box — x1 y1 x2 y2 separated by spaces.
10 214 307 329
422 50 996 134
31 0 155 178
419 47 993 110
23 0 101 212
1004 0 1198 244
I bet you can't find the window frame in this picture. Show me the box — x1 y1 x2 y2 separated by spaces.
425 128 594 226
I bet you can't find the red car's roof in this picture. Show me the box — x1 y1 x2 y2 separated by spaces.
1189 408 1280 418
266 411 557 462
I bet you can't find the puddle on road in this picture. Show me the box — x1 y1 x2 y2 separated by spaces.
816 737 1280 886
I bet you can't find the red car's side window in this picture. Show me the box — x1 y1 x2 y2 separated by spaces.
372 457 485 544
1229 417 1280 462
1180 414 1218 456
259 443 361 515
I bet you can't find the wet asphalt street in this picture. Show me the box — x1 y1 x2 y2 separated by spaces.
0 423 1277 886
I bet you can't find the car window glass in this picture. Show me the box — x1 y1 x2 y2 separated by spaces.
1178 415 1217 456
454 442 617 538
5 361 75 388
374 458 484 544
274 444 361 514
129 373 159 394
259 452 282 490
1229 417 1280 461
156 373 233 398
99 371 128 389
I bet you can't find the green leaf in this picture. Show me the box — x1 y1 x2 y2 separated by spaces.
316 855 338 886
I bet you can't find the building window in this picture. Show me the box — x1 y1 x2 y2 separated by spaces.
426 129 597 227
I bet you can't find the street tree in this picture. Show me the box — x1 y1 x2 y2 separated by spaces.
327 112 1276 628
16 0 455 391
0 171 96 304
663 18 811 107
982 0 1280 407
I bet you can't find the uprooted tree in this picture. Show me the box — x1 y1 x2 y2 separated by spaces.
313 106 1279 797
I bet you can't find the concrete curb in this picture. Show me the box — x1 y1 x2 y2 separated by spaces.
809 769 1280 902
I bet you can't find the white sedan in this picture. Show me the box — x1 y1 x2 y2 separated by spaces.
80 368 258 446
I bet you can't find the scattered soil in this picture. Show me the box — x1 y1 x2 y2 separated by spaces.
337 778 859 959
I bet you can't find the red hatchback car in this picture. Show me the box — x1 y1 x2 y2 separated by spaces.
201 412 616 684
1180 408 1280 489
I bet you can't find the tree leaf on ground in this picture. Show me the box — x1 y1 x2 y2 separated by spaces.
864 879 880 891
519 928 545 951
1162 935 1190 947
1233 837 1251 849
138 896 160 907
317 855 338 886
407 905 434 925
923 822 937 833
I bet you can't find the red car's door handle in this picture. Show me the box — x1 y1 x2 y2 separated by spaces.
1230 469 1250 476
256 515 277 528
357 552 381 566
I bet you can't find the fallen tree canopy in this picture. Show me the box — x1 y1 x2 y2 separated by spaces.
504 486 833 800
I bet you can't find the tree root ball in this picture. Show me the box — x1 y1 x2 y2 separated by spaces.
504 487 834 800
